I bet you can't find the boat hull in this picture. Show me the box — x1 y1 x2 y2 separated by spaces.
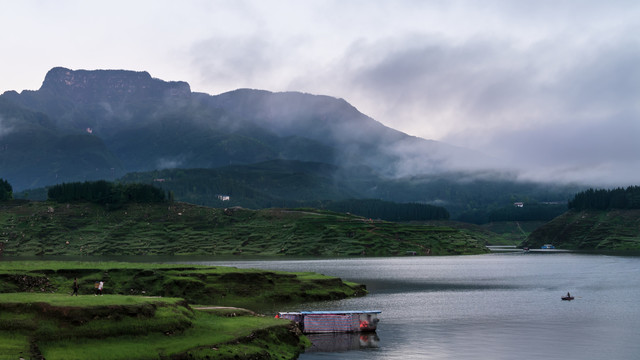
277 311 380 334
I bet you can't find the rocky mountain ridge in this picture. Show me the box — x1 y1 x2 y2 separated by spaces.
1 67 490 191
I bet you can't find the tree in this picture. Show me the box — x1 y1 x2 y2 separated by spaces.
48 180 165 206
568 186 640 210
0 178 12 201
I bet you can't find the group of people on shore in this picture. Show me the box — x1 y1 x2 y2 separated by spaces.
71 278 104 296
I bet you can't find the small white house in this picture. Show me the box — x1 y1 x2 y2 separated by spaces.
514 202 524 208
217 195 230 201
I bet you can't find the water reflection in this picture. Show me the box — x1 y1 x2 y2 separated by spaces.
305 332 380 353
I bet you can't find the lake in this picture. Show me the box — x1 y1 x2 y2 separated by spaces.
190 253 640 360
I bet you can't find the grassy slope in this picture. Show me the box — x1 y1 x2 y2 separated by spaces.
424 220 546 246
0 261 366 309
0 293 306 360
0 261 353 359
0 200 488 256
523 209 640 250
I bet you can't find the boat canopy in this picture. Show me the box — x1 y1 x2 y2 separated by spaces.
280 310 381 315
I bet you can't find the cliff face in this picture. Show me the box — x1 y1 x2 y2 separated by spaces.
39 67 191 104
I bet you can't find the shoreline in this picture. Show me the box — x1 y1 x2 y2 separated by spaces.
0 260 364 359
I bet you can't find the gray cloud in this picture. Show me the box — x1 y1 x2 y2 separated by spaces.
190 35 283 89
310 28 640 185
189 26 640 185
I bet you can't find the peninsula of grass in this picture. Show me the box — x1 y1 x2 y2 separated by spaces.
0 200 489 257
0 260 364 359
0 293 307 360
0 261 366 309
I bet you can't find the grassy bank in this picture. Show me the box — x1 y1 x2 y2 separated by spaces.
0 261 366 309
0 201 489 257
0 260 362 359
0 293 307 360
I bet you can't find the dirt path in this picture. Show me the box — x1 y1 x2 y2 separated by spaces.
193 306 258 315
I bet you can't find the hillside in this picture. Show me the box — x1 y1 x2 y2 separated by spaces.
0 200 489 257
523 209 640 251
0 261 364 311
114 160 576 220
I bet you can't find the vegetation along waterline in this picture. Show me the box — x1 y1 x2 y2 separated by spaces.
0 260 365 359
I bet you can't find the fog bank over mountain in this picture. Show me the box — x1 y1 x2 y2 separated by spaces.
1 67 506 191
1 66 634 193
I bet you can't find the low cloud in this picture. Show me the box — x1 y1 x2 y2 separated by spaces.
307 31 640 186
190 35 285 91
156 156 185 170
0 116 14 138
184 1 640 186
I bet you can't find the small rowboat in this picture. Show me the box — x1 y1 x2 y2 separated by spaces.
561 296 574 301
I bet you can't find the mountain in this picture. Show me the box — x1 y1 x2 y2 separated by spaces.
1 67 584 222
1 67 488 191
0 96 123 189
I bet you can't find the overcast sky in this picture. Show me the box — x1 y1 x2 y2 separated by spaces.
1 0 639 185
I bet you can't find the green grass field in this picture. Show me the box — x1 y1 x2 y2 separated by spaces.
0 200 489 257
0 261 366 309
0 293 304 360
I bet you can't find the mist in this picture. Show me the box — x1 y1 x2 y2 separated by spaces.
0 116 14 139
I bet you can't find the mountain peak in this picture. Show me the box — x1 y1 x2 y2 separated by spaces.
39 67 191 102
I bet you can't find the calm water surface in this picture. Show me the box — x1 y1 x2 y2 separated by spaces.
192 253 640 360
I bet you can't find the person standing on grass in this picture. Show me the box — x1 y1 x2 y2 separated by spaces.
96 280 104 296
72 277 79 296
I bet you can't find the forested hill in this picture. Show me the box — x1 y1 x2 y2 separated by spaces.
523 186 640 251
116 160 576 221
568 186 640 210
523 209 640 251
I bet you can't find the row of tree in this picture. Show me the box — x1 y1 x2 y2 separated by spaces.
48 180 165 207
568 186 640 210
0 178 12 201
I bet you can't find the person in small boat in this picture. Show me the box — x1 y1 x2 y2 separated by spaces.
566 292 571 298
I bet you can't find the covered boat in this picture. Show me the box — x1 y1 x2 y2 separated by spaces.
276 310 381 333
